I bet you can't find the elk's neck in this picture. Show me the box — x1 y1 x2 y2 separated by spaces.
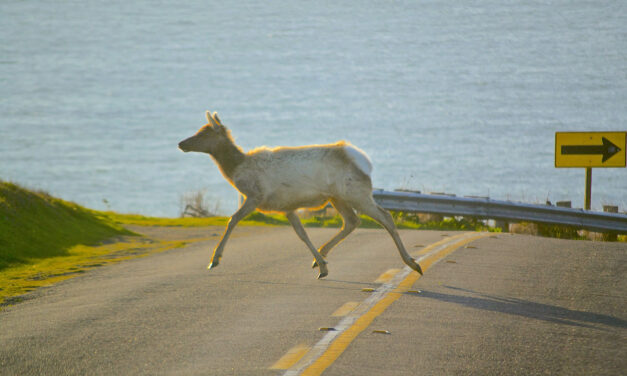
209 141 246 179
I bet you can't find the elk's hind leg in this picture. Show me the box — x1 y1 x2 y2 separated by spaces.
351 197 423 275
311 198 360 268
286 212 329 279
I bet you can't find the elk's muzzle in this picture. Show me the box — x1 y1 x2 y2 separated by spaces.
178 138 191 152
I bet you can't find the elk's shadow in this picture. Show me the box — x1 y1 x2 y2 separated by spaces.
414 285 627 330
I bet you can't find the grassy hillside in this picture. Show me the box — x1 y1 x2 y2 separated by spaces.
0 181 133 271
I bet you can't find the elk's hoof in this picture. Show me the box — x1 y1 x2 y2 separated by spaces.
412 261 423 275
207 261 219 270
317 261 328 279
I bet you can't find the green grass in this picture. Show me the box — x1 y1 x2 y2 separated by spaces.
0 181 134 271
0 237 190 307
536 223 586 240
0 181 203 307
101 211 286 227
101 211 232 227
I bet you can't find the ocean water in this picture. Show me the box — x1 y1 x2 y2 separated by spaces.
1 0 625 217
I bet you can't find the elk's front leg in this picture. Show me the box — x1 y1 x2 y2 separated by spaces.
286 212 329 279
208 197 258 270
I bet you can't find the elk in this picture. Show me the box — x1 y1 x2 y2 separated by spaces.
178 111 423 279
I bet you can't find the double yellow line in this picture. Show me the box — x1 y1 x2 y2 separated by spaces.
280 232 491 376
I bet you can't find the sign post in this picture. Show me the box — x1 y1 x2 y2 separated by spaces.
555 132 626 210
585 167 592 210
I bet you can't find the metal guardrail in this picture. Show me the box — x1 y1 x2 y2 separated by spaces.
373 190 627 234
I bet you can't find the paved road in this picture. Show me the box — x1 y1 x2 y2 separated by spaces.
1 226 625 375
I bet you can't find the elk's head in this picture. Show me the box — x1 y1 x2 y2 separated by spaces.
178 111 229 154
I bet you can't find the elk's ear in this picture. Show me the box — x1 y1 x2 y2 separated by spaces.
206 110 217 127
213 112 222 126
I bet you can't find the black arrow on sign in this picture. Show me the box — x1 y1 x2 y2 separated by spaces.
561 137 622 162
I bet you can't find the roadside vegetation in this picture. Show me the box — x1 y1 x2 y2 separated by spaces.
511 221 625 242
0 181 133 270
0 182 189 307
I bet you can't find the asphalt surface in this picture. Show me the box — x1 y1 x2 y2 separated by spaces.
1 225 625 375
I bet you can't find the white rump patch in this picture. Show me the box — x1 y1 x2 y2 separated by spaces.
344 144 372 177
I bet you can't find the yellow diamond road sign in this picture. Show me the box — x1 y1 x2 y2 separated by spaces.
555 132 626 168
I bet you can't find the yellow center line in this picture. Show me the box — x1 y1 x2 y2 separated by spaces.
331 301 360 317
297 232 491 376
270 344 311 370
373 268 401 283
412 232 470 257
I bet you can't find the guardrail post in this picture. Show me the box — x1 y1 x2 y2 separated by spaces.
603 205 619 241
556 201 572 208
495 219 509 232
